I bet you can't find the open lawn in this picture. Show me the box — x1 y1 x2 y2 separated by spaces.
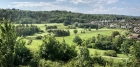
19 23 128 61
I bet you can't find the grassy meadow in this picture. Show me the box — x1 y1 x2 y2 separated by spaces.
19 23 128 62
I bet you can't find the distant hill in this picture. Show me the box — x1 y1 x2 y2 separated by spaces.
0 8 140 24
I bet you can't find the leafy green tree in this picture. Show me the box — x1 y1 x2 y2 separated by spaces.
14 38 33 66
130 42 140 65
0 18 17 67
73 36 82 45
120 39 134 55
39 35 77 61
73 29 78 35
70 47 91 67
88 27 91 31
111 31 120 37
113 35 123 51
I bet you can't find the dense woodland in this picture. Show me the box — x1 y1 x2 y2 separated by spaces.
0 8 140 24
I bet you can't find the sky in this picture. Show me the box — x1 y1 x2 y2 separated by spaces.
0 0 140 16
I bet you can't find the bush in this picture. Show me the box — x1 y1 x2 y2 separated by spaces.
90 56 106 66
27 39 32 45
35 36 42 39
73 36 82 45
104 50 117 57
112 31 120 37
86 44 92 48
39 30 44 33
46 25 57 29
52 29 70 37
39 36 77 61
30 54 40 67
67 25 76 29
14 38 33 66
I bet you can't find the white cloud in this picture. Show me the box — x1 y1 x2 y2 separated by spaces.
88 6 140 15
130 7 140 12
11 2 55 8
57 0 118 4
8 2 77 11
89 6 125 14
106 0 118 4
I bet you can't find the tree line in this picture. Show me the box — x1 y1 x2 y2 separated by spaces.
15 24 42 36
0 8 140 24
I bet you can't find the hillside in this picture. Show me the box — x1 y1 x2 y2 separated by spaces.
0 8 140 24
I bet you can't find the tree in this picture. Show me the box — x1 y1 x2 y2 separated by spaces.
14 38 33 66
0 18 17 67
73 36 82 45
120 39 134 55
73 29 78 35
73 47 91 67
111 31 120 37
39 35 77 61
130 42 140 64
113 35 123 50
88 27 91 31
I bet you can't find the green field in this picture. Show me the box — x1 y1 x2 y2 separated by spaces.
22 23 128 62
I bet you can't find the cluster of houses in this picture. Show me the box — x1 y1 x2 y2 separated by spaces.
109 23 132 29
75 19 140 39
91 20 140 39
75 19 140 34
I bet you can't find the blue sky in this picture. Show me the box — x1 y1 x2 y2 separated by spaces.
1 0 140 16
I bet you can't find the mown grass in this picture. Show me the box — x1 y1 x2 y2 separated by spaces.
17 23 128 62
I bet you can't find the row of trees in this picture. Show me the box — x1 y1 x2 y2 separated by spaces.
45 25 57 29
15 24 41 36
0 9 140 24
78 24 98 29
47 29 70 37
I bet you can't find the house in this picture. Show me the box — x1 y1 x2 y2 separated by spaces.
120 24 132 29
128 34 140 39
127 26 132 29
110 23 117 28
91 21 97 24
134 27 140 33
121 26 127 29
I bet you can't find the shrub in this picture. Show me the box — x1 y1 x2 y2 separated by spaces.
35 36 42 39
112 31 120 37
73 36 82 45
52 29 70 37
14 38 33 66
90 56 106 66
86 44 92 48
104 50 117 57
27 39 32 45
39 36 77 61
46 25 57 29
